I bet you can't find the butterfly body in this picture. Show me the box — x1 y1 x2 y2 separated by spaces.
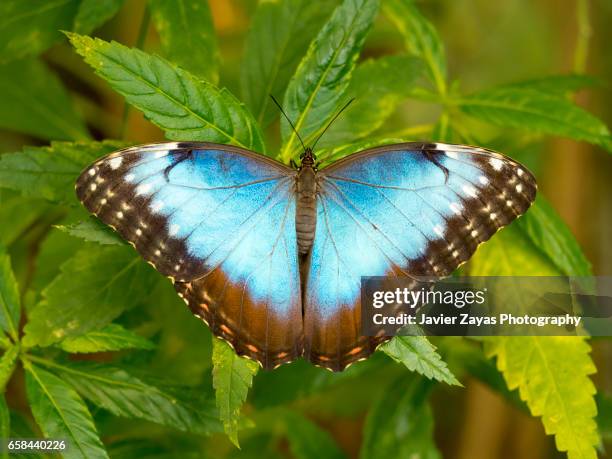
76 141 537 371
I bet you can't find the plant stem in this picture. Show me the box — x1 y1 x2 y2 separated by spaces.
573 0 591 74
119 5 151 140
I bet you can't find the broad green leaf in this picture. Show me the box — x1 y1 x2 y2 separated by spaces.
0 193 54 246
361 376 440 459
0 141 124 204
318 56 424 147
280 0 379 161
383 0 447 94
0 251 20 341
68 33 266 153
150 0 219 83
0 0 79 63
0 344 19 392
317 137 407 167
284 411 346 459
57 323 154 353
32 227 84 293
0 396 8 459
37 359 221 434
23 245 158 348
73 0 124 34
516 196 592 276
380 336 461 386
212 338 259 446
470 226 599 459
24 362 108 459
485 337 598 459
457 87 611 151
0 59 88 141
241 0 337 127
56 217 125 246
501 74 599 95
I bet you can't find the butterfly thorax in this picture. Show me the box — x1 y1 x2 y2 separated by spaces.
296 149 318 254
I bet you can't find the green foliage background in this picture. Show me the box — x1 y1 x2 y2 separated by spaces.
0 0 611 458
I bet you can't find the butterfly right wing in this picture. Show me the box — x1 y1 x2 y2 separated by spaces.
76 142 303 369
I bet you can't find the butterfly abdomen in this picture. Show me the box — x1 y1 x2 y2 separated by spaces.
296 166 317 254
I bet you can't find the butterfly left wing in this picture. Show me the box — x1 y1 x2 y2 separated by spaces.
304 142 537 371
76 142 303 369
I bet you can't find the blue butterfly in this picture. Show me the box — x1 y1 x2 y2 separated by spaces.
76 141 536 371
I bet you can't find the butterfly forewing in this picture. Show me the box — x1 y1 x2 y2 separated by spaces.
76 142 303 369
303 143 537 370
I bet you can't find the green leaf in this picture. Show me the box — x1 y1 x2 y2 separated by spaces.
0 344 19 392
150 0 219 83
457 87 611 151
212 338 259 446
0 395 9 459
485 337 598 459
317 137 407 167
0 59 88 141
501 74 599 95
23 245 158 348
24 362 108 459
383 0 447 94
56 217 125 246
36 359 221 434
0 192 55 246
284 411 346 459
240 0 337 127
68 33 266 153
280 0 379 161
0 0 79 63
379 336 461 386
0 141 124 204
318 55 424 147
73 0 125 34
470 226 599 459
0 250 20 341
516 196 592 276
57 323 154 353
361 376 440 459
597 393 612 442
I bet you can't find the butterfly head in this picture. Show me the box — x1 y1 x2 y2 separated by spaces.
299 148 316 168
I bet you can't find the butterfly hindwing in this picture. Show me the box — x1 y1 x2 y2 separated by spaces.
76 142 303 369
304 142 537 370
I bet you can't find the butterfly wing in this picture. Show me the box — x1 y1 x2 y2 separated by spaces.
305 142 537 370
76 142 302 369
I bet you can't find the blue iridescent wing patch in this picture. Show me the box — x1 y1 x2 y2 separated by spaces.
76 142 303 369
304 143 537 369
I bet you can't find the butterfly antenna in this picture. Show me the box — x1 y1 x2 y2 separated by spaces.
270 95 307 153
311 98 355 150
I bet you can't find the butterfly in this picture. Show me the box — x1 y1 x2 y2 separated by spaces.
76 140 536 371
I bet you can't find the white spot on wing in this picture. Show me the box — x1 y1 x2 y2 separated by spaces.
445 151 459 159
516 184 523 193
478 175 489 185
125 173 135 182
462 184 478 198
89 183 97 191
169 224 180 236
88 168 96 176
136 183 152 195
154 151 168 158
151 200 164 212
489 157 504 171
433 225 444 237
449 202 462 214
109 157 123 170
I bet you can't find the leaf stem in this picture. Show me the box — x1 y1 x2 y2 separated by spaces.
119 5 151 140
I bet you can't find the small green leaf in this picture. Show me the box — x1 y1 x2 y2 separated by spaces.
68 33 266 153
0 395 9 459
280 0 379 161
457 87 611 151
57 323 154 353
318 55 424 147
284 411 346 459
0 141 124 204
56 218 125 246
0 250 20 341
485 337 598 459
23 245 158 348
0 344 19 393
361 376 440 459
24 362 109 459
0 0 79 63
380 336 461 386
212 338 259 446
516 196 592 276
38 359 221 434
383 0 447 94
150 0 219 83
73 0 124 34
241 0 337 127
0 59 88 141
